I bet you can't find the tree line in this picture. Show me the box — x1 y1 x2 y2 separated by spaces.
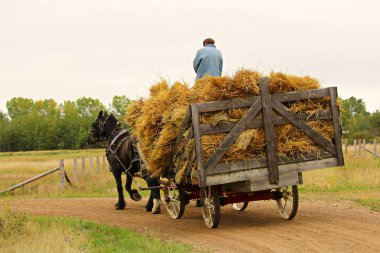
0 95 378 152
0 96 130 152
340 97 380 142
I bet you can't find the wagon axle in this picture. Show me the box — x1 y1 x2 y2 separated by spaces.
219 190 282 206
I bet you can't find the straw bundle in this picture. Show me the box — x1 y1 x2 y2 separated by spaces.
125 69 333 177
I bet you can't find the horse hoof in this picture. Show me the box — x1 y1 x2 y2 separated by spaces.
152 199 161 214
131 190 142 201
152 208 161 214
114 201 126 210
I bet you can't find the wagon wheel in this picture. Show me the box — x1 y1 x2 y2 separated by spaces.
163 181 186 219
200 186 220 228
276 185 299 220
232 201 249 211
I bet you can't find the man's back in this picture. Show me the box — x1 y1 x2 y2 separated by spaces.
193 44 223 79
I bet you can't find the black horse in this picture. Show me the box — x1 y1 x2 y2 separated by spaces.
88 110 161 213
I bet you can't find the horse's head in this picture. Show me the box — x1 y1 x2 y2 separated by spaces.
88 110 120 145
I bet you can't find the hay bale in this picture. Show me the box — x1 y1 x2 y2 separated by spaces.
125 69 333 177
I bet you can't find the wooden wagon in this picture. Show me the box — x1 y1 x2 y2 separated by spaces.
159 77 344 228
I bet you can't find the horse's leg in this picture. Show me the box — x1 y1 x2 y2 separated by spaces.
113 170 126 210
145 175 161 214
125 172 133 198
143 174 154 211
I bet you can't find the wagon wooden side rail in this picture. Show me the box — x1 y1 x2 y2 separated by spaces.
169 77 344 188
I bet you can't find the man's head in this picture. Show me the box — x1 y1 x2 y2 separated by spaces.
203 38 215 46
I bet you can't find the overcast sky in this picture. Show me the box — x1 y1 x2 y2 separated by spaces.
1 0 379 112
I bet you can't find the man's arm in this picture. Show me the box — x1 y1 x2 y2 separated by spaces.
193 50 202 73
219 54 223 74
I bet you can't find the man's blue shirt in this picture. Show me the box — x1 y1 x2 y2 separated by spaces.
193 44 223 79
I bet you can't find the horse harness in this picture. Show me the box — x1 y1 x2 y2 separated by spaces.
106 128 140 175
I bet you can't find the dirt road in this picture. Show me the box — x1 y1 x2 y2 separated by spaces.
5 197 380 253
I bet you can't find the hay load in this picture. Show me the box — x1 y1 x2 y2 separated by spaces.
125 69 334 177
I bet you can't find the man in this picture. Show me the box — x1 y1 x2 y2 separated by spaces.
193 38 223 79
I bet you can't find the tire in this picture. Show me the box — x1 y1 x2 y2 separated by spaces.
163 181 186 219
232 201 249 211
276 185 299 220
200 186 221 228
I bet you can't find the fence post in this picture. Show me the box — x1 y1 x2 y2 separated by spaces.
103 155 106 170
73 158 78 183
60 160 66 189
96 156 100 174
358 139 362 158
89 156 93 176
354 139 357 158
82 156 85 176
344 139 348 154
363 139 366 158
375 139 377 159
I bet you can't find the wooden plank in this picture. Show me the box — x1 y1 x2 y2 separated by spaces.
184 148 196 177
0 166 61 194
82 156 85 176
249 171 300 192
203 98 263 173
274 88 330 103
271 98 337 156
73 158 78 183
345 139 348 154
60 160 65 189
205 157 338 186
329 87 344 166
197 97 257 113
89 156 93 175
96 156 100 174
174 128 194 173
360 144 380 158
363 139 366 158
206 151 333 176
200 110 332 135
191 105 206 186
374 139 377 159
358 139 362 158
260 77 279 184
196 88 330 113
170 106 192 170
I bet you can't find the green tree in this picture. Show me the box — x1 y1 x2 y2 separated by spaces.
6 97 34 119
59 101 82 149
75 97 105 148
369 110 380 137
109 95 131 127
76 97 105 118
0 111 10 151
341 96 367 132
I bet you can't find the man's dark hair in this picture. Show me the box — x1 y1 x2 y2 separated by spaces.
203 38 215 46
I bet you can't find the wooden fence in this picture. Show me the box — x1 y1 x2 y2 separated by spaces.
344 139 378 159
0 155 108 194
61 155 108 188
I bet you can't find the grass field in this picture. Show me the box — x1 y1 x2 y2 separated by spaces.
0 146 379 208
300 144 380 210
0 146 379 252
0 149 149 198
0 203 193 253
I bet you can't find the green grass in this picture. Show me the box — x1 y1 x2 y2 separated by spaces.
294 144 379 210
0 205 193 253
353 198 380 211
1 146 379 211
